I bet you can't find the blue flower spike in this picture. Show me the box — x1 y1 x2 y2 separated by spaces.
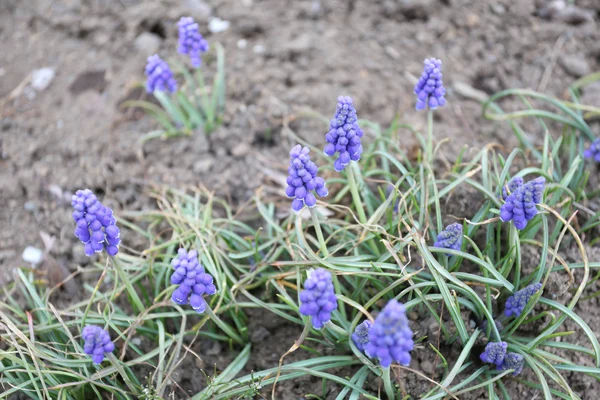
145 54 177 93
351 320 373 352
504 282 543 318
498 352 525 376
584 138 600 162
285 144 328 212
71 189 121 257
365 300 414 367
502 176 524 200
324 96 364 172
82 325 115 364
480 341 507 367
170 248 217 313
178 17 209 68
414 58 446 111
499 176 545 230
433 223 463 255
299 268 338 329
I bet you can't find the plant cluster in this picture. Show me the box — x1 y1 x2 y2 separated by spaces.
2 25 600 400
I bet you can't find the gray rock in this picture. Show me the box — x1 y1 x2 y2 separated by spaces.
559 55 591 77
231 142 251 157
180 0 212 22
250 326 271 343
134 32 162 56
421 360 435 375
193 158 214 174
283 33 313 55
581 81 600 106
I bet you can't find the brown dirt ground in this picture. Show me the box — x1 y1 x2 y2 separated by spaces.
2 0 600 398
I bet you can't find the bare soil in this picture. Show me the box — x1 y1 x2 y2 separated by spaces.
2 0 600 398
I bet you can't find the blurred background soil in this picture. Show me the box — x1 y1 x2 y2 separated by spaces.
1 0 600 397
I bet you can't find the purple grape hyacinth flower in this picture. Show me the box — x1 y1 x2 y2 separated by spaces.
170 248 217 313
177 17 209 68
502 176 524 200
584 137 600 162
365 300 414 367
285 144 328 212
498 352 525 376
433 223 463 255
499 177 545 230
351 320 372 352
71 189 121 257
82 325 115 364
504 282 542 318
145 54 177 93
480 341 507 367
299 268 338 329
414 58 446 111
323 96 364 172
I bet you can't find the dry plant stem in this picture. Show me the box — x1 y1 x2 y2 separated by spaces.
310 207 329 257
383 366 395 400
272 323 311 399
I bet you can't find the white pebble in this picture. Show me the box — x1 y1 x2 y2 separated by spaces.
22 246 44 265
31 68 56 91
208 17 230 33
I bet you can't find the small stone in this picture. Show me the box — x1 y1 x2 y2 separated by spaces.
232 143 251 157
181 0 212 21
559 55 591 78
385 46 400 60
193 158 214 174
22 246 44 265
465 13 480 28
134 32 162 56
203 340 221 356
428 321 439 332
250 326 270 343
237 39 248 49
421 360 434 374
491 4 506 15
581 81 600 106
31 68 55 91
208 17 230 33
24 201 37 212
253 44 265 54
284 33 312 55
408 312 419 321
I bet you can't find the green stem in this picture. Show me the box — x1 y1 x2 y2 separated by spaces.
426 109 434 163
325 320 347 337
310 207 329 258
108 353 139 394
383 367 395 399
205 305 245 345
347 164 368 225
113 257 145 315
346 164 380 256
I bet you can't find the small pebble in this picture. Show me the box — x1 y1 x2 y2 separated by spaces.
22 246 44 265
31 68 56 91
208 17 230 33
